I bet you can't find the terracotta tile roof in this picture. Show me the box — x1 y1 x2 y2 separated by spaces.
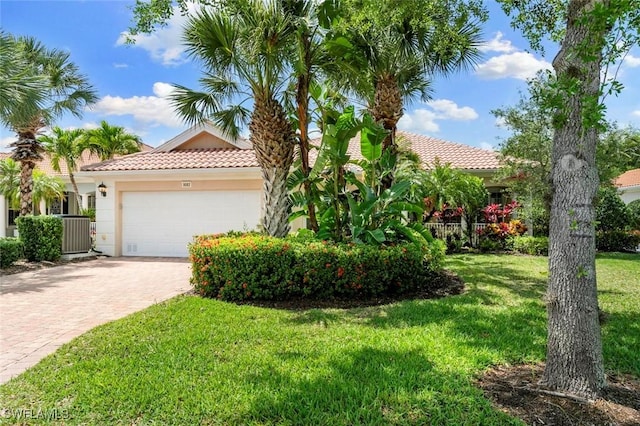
313 131 501 171
78 130 500 173
614 168 640 188
81 148 259 171
1 145 153 176
395 131 500 170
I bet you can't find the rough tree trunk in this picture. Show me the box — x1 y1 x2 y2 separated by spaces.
541 0 606 399
249 95 295 238
19 161 36 216
261 167 291 237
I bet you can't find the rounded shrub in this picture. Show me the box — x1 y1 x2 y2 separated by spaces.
189 234 445 301
15 215 63 262
0 237 24 268
510 235 549 256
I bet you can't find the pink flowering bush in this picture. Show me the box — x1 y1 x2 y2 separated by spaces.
477 201 527 251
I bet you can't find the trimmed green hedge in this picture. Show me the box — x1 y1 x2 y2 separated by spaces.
15 215 63 262
511 236 549 256
0 237 24 268
189 234 446 301
596 230 640 253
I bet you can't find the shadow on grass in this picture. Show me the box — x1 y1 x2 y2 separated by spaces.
602 310 640 376
243 347 518 425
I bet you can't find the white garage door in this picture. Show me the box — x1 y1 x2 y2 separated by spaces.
122 190 261 257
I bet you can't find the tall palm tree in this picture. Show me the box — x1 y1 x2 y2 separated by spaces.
328 0 486 152
39 127 88 208
171 0 297 237
0 33 97 216
85 120 142 161
0 31 47 125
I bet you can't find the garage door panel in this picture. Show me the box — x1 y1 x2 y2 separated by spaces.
122 190 261 257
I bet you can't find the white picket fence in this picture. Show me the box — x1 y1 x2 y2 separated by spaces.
424 222 487 247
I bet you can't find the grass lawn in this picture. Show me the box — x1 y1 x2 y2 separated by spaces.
0 253 638 425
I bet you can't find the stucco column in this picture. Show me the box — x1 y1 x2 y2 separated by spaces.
39 200 47 216
81 193 89 210
0 197 6 237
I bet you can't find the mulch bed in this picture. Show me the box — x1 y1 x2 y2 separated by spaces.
478 364 640 426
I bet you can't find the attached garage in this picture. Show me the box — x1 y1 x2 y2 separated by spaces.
121 190 261 257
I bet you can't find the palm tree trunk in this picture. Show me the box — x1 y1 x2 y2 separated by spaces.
19 161 36 216
261 167 291 237
372 74 402 152
69 172 82 212
249 95 296 238
372 74 402 189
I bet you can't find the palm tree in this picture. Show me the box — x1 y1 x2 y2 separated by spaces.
0 158 65 214
0 31 47 125
39 127 88 208
85 120 142 161
32 170 66 215
328 0 485 151
0 158 21 209
0 33 97 216
171 1 297 237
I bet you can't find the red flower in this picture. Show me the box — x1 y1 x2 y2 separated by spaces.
337 267 345 278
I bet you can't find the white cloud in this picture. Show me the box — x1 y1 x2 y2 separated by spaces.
398 109 440 133
428 99 478 121
476 51 552 81
632 110 640 118
113 63 129 69
90 82 183 128
479 32 516 53
1 136 16 150
116 4 199 66
495 116 507 128
398 99 478 134
480 142 495 151
624 54 640 68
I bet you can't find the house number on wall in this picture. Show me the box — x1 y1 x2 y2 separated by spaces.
181 181 192 188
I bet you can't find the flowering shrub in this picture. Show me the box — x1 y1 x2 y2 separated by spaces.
189 233 445 301
481 200 520 223
477 201 527 250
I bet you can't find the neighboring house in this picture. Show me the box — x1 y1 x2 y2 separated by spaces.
0 145 152 238
614 168 640 204
79 124 506 257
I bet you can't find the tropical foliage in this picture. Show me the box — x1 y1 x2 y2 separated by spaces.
0 158 65 213
85 121 142 161
0 32 96 216
39 127 88 208
169 0 297 237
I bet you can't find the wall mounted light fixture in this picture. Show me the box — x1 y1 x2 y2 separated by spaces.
98 182 107 197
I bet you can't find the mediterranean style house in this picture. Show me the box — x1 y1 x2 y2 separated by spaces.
2 123 507 256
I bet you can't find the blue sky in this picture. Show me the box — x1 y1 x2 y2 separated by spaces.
1 0 639 152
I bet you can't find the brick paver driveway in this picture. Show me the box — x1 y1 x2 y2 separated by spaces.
0 257 191 384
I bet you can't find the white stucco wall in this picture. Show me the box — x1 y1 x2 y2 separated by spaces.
619 186 640 204
0 197 6 238
94 180 117 256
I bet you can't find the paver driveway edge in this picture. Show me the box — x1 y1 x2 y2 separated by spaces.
0 257 192 384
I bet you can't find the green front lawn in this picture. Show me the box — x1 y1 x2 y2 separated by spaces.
1 253 638 425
